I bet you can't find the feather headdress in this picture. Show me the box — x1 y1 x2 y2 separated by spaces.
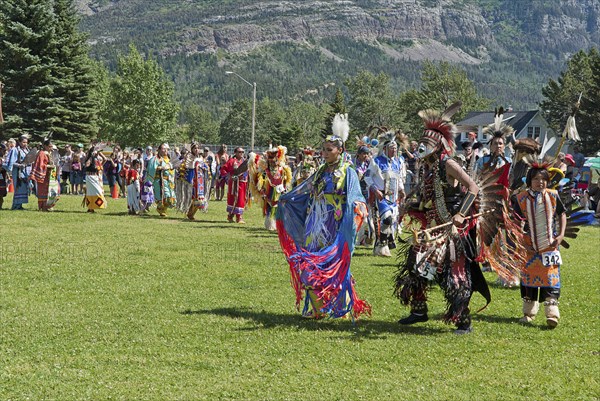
265 144 288 166
42 132 54 146
537 132 556 162
482 107 514 144
418 101 462 156
513 138 541 156
377 130 396 149
303 146 315 156
324 113 350 145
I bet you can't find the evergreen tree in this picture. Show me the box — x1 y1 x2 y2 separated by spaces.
219 99 252 146
578 48 600 153
287 100 324 148
346 70 402 135
102 44 179 147
255 98 285 147
540 49 599 153
418 61 489 123
0 0 57 141
49 0 98 144
182 104 219 144
0 0 98 144
89 59 110 140
280 123 302 153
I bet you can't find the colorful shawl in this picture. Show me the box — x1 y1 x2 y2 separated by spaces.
276 162 370 319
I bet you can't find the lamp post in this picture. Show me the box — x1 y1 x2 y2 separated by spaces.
225 71 256 151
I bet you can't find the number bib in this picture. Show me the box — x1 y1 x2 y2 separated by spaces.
542 250 562 266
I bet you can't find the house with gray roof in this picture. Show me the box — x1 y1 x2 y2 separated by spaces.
456 110 564 155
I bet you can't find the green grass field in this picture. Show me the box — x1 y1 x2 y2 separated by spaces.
1 192 599 400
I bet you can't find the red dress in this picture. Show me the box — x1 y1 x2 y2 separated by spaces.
223 157 248 216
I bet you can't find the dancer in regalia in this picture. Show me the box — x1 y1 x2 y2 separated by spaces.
511 99 583 328
83 146 107 213
30 139 60 211
475 115 512 176
146 143 176 217
248 145 292 230
395 102 489 334
512 164 566 328
276 114 370 319
364 129 406 257
4 135 32 210
176 142 208 220
126 159 142 215
353 143 373 246
292 147 317 188
223 147 248 224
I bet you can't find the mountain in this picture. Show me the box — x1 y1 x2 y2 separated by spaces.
76 0 600 112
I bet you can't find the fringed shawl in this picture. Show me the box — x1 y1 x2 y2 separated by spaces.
276 163 370 319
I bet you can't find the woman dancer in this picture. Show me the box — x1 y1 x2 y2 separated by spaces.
276 114 370 319
83 146 107 213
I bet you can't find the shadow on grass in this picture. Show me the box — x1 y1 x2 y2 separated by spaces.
487 281 521 290
369 262 397 268
104 211 134 217
473 313 519 324
180 307 448 340
239 227 280 238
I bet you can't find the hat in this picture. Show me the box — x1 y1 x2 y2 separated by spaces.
564 154 575 166
461 141 473 150
357 145 370 154
146 146 153 150
76 143 83 148
204 147 210 152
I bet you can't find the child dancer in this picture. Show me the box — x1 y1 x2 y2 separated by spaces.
126 159 142 215
512 164 566 328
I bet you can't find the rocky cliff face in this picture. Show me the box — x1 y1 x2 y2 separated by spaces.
158 1 495 60
77 0 599 65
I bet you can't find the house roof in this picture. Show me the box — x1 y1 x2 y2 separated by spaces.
458 111 539 134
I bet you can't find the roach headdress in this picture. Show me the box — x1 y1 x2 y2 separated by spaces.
418 101 462 157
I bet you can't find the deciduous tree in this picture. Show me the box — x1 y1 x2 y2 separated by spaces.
102 44 179 147
0 0 98 143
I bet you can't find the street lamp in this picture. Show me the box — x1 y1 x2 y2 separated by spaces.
225 71 256 151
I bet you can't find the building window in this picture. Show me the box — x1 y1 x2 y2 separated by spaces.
527 126 541 139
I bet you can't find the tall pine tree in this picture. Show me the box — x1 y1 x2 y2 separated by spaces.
0 0 98 144
49 0 98 144
541 48 600 154
0 0 56 141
